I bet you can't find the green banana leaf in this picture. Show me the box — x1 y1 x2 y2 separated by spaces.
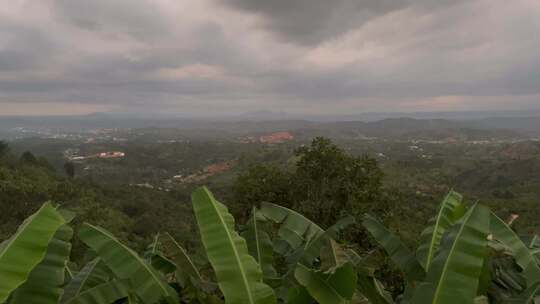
320 239 352 271
287 286 314 304
490 212 540 285
192 186 276 304
79 223 178 304
356 266 393 304
61 258 112 303
161 232 202 285
527 235 540 250
146 233 161 257
149 253 176 275
476 251 491 296
143 233 176 275
65 279 129 304
301 216 355 267
242 207 278 281
65 263 76 283
260 202 324 254
9 225 73 304
344 248 393 304
411 204 490 304
260 202 353 267
362 214 425 283
416 190 466 271
0 241 7 252
294 263 357 304
0 202 68 303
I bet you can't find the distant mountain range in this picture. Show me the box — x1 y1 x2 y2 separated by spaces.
232 109 540 122
1 111 540 139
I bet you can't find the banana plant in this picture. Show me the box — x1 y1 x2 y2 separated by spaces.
411 204 490 304
489 213 540 286
416 190 466 271
242 207 278 283
260 202 354 269
192 186 277 304
160 232 203 286
64 279 129 304
294 263 357 304
79 223 179 304
61 258 116 303
361 190 540 304
144 233 176 276
260 202 326 259
363 214 425 285
8 225 73 304
362 197 491 304
0 202 70 303
4 187 540 304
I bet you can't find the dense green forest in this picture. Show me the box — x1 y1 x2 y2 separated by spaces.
1 137 540 303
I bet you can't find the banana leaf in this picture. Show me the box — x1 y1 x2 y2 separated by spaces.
9 225 73 304
302 216 355 267
287 286 314 304
242 207 278 281
79 224 178 304
142 233 176 275
344 248 393 304
411 204 489 304
416 190 465 271
192 186 276 304
64 279 129 304
260 202 324 254
161 232 202 286
146 233 161 258
490 212 540 285
0 202 68 303
61 258 112 303
149 253 176 275
356 266 393 304
362 214 425 283
294 263 357 304
320 239 352 271
65 263 76 283
261 202 353 267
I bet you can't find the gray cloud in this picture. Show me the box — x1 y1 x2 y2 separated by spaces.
219 0 464 45
0 0 539 115
52 0 173 42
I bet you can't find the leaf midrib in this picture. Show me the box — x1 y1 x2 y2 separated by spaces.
426 192 452 270
164 233 202 281
71 258 100 299
88 225 171 298
253 211 263 267
431 206 474 302
208 194 255 304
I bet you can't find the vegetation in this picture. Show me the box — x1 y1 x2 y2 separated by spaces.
0 141 8 158
233 137 387 242
1 186 540 303
0 142 195 256
2 134 540 303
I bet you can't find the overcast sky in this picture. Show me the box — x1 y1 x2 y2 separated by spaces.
1 0 539 115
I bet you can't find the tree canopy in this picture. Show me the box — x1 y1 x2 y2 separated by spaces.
233 137 385 234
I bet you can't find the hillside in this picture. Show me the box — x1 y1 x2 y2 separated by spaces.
2 114 539 141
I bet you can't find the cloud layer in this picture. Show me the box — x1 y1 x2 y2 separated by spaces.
0 0 539 115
